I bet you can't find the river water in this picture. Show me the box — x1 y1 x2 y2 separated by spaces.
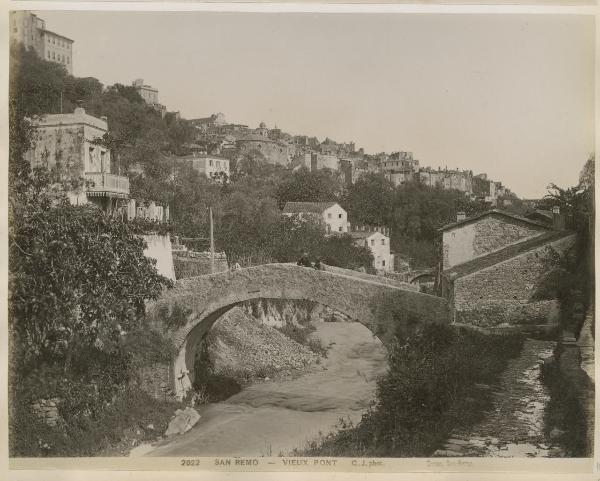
146 321 387 457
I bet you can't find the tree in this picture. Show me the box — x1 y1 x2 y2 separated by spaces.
317 234 374 271
276 167 343 209
341 173 395 227
9 169 174 377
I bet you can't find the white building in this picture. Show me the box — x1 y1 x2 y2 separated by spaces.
282 202 349 235
132 79 166 116
25 106 129 211
187 155 230 181
10 11 74 74
350 227 394 274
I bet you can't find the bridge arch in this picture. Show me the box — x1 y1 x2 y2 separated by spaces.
146 263 449 398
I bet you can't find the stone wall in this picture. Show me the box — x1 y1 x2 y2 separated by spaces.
237 139 289 166
31 398 62 426
443 215 546 269
136 363 174 400
142 234 176 281
452 234 575 327
173 254 228 279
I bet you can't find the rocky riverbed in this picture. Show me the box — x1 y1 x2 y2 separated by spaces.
140 320 387 457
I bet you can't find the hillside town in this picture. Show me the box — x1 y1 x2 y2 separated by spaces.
8 10 594 464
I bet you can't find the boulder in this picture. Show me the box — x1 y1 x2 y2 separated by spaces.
165 407 200 437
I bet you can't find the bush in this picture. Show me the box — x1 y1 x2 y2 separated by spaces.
297 323 523 457
10 382 178 457
276 323 327 357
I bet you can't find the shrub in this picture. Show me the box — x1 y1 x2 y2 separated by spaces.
10 382 178 457
297 323 523 457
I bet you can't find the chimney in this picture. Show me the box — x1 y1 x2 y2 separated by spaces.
552 205 565 230
457 211 466 222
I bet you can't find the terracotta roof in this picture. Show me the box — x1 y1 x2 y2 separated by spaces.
442 230 574 279
439 209 550 232
282 202 338 214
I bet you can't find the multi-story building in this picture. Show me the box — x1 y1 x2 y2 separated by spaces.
293 153 340 172
380 151 419 173
282 202 349 235
10 10 74 74
184 154 230 181
132 79 166 117
25 105 130 211
350 226 394 274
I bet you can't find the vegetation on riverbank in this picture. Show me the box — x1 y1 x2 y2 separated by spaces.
541 354 590 457
294 323 523 457
10 384 180 457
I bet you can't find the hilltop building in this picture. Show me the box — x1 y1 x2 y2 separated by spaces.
132 79 166 117
236 131 290 167
439 209 575 329
10 11 74 74
282 202 348 235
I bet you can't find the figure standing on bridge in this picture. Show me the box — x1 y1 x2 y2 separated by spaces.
297 251 312 268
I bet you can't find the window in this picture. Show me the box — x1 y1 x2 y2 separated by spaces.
338 226 342 232
381 239 385 245
338 213 342 219
327 213 332 219
371 239 375 246
209 159 213 167
382 260 386 267
326 224 331 233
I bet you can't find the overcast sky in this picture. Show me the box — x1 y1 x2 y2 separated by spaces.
33 10 595 198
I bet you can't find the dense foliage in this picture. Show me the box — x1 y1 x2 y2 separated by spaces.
9 45 176 457
341 174 492 267
297 323 524 457
533 155 594 334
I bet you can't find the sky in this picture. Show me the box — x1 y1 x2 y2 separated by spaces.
33 10 595 198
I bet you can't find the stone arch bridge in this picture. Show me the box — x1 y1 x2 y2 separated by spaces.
146 263 449 398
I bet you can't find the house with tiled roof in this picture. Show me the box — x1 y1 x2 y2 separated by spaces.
439 209 575 330
349 226 394 273
282 202 348 235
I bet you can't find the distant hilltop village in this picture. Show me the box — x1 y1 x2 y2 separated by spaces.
9 9 513 206
187 112 513 206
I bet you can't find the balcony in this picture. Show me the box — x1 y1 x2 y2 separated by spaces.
85 172 130 198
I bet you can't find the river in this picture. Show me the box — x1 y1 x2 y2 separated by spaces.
146 321 387 457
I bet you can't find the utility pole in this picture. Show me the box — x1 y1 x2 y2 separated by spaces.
209 206 215 274
60 91 63 113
